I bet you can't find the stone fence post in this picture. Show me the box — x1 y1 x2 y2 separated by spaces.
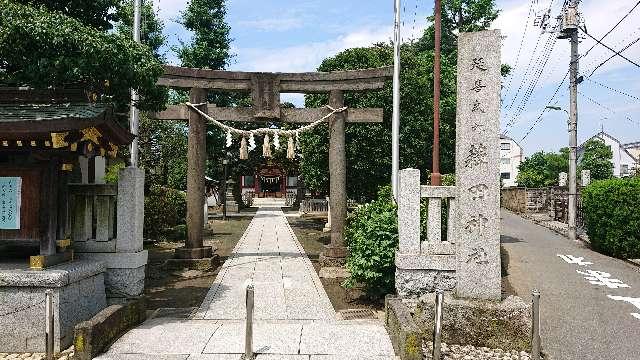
77 167 148 302
397 169 420 254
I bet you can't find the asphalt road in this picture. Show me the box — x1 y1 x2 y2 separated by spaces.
501 210 640 360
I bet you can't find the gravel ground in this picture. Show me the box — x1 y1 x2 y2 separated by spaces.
423 342 533 360
0 346 74 360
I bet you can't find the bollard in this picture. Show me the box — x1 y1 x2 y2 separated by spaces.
45 289 54 360
531 289 541 360
245 284 255 359
432 289 444 360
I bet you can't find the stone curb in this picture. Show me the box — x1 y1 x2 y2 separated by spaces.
73 297 146 360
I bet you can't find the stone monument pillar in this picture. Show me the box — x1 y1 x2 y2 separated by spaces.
225 179 239 213
559 172 568 187
454 30 502 300
581 169 591 186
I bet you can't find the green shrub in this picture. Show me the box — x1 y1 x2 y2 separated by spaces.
344 185 398 298
582 177 640 258
144 186 187 241
103 162 125 184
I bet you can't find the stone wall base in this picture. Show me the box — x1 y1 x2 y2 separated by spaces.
76 251 147 299
419 294 530 351
0 260 107 353
386 295 532 360
395 269 456 297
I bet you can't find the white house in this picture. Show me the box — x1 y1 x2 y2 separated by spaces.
624 141 640 165
500 135 523 187
577 131 638 177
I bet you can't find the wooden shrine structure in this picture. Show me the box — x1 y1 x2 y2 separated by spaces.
0 88 134 268
153 65 392 264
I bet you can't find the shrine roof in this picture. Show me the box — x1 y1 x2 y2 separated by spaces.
0 88 134 145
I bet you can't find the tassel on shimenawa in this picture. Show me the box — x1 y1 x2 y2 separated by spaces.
240 136 248 160
287 135 295 159
263 134 271 158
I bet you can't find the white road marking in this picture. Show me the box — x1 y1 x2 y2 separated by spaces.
607 296 640 321
557 254 593 266
577 270 630 289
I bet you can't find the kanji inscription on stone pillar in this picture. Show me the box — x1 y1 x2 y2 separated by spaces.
454 30 502 300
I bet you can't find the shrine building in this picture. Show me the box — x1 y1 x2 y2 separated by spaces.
0 88 147 352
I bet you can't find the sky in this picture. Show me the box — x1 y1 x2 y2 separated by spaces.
152 0 640 156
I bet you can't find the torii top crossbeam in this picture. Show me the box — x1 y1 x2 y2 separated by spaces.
155 65 392 122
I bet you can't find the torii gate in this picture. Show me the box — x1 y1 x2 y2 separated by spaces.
153 65 392 265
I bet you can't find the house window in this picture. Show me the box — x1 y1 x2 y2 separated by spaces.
501 142 511 151
287 176 298 188
501 172 511 180
501 158 511 165
242 175 255 188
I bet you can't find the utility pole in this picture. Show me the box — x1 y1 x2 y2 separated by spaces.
391 0 401 200
557 1 581 241
431 0 442 186
130 0 142 167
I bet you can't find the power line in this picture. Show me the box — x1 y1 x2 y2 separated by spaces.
503 0 535 95
505 35 558 129
586 34 640 77
580 0 640 60
517 70 569 142
579 27 640 72
581 27 640 73
579 90 640 126
504 32 546 114
586 78 640 102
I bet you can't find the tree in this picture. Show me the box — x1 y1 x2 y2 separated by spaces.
17 0 122 31
177 0 232 70
516 150 569 187
116 0 167 60
300 0 500 202
580 139 613 180
0 0 165 112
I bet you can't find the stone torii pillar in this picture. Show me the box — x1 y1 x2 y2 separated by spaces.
175 88 213 260
153 65 392 265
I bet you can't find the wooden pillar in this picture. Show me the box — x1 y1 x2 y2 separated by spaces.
176 87 212 259
323 90 348 264
40 159 59 256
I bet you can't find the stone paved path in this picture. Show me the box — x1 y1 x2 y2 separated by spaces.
98 207 396 360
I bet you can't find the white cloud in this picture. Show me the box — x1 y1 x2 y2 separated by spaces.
231 25 395 73
238 18 305 32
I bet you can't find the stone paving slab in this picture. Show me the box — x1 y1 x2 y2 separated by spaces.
97 354 189 360
203 322 302 354
101 318 221 355
299 323 395 356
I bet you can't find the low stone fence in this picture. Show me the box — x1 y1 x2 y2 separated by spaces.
300 198 328 214
501 186 583 226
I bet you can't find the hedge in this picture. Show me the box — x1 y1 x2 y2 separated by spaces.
581 177 640 258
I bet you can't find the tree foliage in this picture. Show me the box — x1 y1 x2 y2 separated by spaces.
16 0 122 31
579 139 613 181
0 0 166 112
516 150 568 187
116 0 167 60
301 0 499 202
177 0 232 70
